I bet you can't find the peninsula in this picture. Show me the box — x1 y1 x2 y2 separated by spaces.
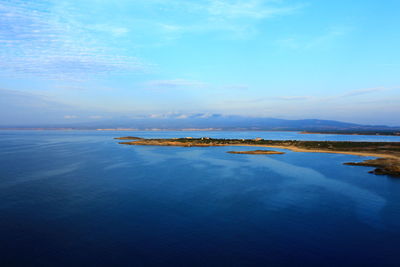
115 137 400 177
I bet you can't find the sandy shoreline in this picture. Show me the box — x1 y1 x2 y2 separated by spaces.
227 144 400 159
120 140 399 159
118 138 400 177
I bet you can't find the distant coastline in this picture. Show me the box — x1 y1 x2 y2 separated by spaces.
2 128 400 136
96 128 223 131
301 131 400 136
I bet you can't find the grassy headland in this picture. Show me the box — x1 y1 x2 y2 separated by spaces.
116 137 400 177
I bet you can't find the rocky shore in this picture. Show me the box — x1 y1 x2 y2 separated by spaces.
344 158 400 177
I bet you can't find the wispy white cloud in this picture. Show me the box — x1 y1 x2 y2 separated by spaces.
63 115 78 119
88 115 103 119
339 87 389 97
306 27 350 49
206 0 301 19
222 84 249 90
272 96 313 101
278 86 394 101
126 0 305 40
143 0 302 20
0 88 120 125
145 79 207 89
0 0 304 80
220 86 396 107
277 26 351 50
0 0 145 80
144 79 251 91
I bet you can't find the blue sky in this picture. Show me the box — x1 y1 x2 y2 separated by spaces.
1 0 400 125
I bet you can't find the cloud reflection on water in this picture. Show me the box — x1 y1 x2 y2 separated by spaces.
133 146 386 228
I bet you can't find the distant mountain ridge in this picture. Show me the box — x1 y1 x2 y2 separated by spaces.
1 90 399 131
3 114 400 132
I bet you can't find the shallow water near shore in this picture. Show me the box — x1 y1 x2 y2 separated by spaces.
1 130 400 265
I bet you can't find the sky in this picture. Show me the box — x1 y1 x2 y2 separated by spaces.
1 0 400 126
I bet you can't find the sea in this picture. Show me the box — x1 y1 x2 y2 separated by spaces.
1 130 400 266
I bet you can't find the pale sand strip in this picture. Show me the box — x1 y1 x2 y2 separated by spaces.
124 140 399 159
228 144 399 159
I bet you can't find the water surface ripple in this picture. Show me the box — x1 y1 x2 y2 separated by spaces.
1 131 400 266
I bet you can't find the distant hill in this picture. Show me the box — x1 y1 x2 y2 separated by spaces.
4 113 399 132
1 89 399 132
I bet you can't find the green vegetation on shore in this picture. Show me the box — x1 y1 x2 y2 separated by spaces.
116 137 400 177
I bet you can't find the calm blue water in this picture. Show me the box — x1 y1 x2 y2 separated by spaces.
1 131 400 266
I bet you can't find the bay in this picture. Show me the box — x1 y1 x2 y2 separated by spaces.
1 130 400 266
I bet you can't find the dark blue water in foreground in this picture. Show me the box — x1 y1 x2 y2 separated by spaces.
1 131 400 266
